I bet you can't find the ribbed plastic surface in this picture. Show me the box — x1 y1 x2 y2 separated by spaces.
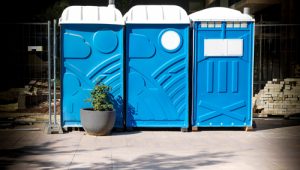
124 5 190 24
191 7 255 127
189 7 254 21
125 6 190 127
59 6 124 25
60 7 124 128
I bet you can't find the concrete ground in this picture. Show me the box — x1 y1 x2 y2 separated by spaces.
0 118 300 170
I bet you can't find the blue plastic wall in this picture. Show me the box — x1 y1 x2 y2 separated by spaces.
126 24 189 128
192 22 254 127
61 24 124 128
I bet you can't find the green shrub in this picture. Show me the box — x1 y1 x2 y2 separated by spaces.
86 83 114 111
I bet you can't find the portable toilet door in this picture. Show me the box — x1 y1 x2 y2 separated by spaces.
124 5 190 130
190 7 255 128
59 6 124 129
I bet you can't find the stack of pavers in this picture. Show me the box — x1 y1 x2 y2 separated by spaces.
254 78 300 118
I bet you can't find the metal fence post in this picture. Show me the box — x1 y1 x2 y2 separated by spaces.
45 20 63 134
53 19 57 126
47 20 52 128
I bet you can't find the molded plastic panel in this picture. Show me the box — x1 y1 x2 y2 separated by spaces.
126 24 189 128
61 24 124 128
192 22 254 127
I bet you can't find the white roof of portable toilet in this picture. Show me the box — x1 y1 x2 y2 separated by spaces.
189 7 254 22
59 6 124 25
123 5 190 24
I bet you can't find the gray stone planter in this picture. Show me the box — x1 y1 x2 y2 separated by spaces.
80 109 116 136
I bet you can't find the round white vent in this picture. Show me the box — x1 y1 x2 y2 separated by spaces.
160 30 181 51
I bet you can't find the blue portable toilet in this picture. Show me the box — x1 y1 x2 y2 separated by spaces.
59 6 124 129
190 7 255 128
124 5 190 130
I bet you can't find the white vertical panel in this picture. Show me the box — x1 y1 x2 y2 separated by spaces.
147 6 164 22
204 39 227 56
227 39 243 56
67 6 82 22
163 6 180 22
201 22 208 28
83 6 98 22
100 7 116 23
208 22 214 28
233 22 240 28
226 22 233 28
241 22 247 28
131 6 147 23
215 22 222 28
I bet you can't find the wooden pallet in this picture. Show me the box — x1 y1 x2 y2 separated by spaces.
244 126 254 132
192 126 199 132
63 127 84 132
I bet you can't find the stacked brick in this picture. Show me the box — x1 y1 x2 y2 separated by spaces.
253 78 300 117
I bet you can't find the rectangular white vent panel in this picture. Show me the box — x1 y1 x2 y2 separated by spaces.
204 39 243 57
227 39 243 56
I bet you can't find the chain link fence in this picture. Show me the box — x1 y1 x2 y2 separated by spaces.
0 22 57 113
254 24 300 93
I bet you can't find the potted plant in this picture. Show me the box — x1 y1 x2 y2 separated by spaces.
80 83 115 136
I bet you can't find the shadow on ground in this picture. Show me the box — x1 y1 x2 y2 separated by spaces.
109 151 234 169
0 139 69 169
66 151 235 169
110 130 141 136
0 138 110 169
187 117 300 132
253 117 300 131
0 138 235 169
